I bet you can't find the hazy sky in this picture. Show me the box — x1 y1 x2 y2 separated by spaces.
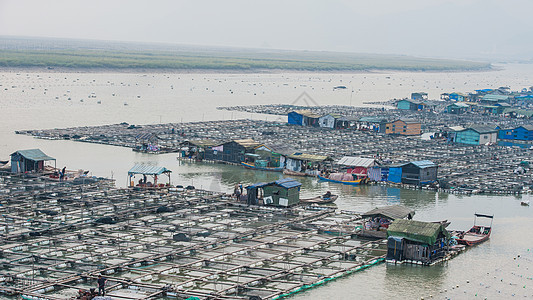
1 0 532 60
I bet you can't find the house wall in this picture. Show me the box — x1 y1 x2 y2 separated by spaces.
388 167 402 183
499 127 533 141
319 115 335 128
455 129 481 145
288 112 303 125
385 121 421 135
204 141 249 163
285 158 302 172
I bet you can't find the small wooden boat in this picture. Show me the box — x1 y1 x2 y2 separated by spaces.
241 162 283 172
521 200 530 206
318 174 363 186
456 213 493 246
300 194 338 204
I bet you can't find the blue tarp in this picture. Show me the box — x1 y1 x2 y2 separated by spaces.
388 167 402 183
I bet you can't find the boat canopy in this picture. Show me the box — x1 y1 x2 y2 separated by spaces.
362 205 415 220
128 164 172 176
387 219 450 245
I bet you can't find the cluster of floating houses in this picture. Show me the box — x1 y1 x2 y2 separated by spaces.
0 144 499 300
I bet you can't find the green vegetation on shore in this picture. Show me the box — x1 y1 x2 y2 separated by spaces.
0 48 490 72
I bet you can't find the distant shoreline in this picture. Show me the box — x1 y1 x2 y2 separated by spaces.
0 65 495 74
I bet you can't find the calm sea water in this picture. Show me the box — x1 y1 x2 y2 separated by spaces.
0 64 532 299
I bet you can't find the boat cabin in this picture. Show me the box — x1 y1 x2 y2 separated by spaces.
387 219 451 265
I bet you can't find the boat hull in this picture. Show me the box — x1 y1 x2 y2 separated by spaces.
318 174 362 186
241 162 283 172
300 195 338 204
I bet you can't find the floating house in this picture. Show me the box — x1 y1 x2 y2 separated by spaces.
360 205 415 238
387 160 437 186
411 92 428 101
128 164 172 188
455 126 498 145
385 119 422 136
10 149 56 174
498 125 533 141
446 102 470 114
246 178 302 207
179 139 219 160
318 113 343 129
337 156 379 178
502 108 533 119
448 92 467 102
285 153 331 174
480 94 510 105
397 99 425 111
252 143 296 168
204 139 262 164
399 160 438 186
357 117 388 133
498 125 533 148
287 110 320 127
386 219 451 265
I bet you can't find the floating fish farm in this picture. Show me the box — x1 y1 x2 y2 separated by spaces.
0 173 386 299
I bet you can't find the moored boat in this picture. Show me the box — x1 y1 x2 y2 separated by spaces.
283 169 308 176
241 162 283 172
300 194 338 204
456 213 493 246
318 174 363 186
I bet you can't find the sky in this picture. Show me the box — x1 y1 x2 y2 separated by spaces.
1 0 532 61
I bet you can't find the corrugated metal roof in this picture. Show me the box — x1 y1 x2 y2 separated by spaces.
185 139 220 147
246 182 269 189
11 149 55 161
337 156 377 168
482 94 509 101
362 205 415 220
359 116 388 123
274 178 302 189
448 102 470 108
464 126 498 134
387 219 450 245
288 153 331 162
128 164 172 175
410 160 437 169
448 126 465 132
233 139 262 149
295 110 321 118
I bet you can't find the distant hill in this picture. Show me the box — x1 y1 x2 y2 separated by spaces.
0 36 491 72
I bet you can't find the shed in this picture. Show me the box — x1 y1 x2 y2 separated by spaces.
288 111 304 125
179 139 219 160
262 178 302 207
387 219 450 246
387 165 403 183
411 92 428 100
128 164 172 188
10 149 56 174
397 99 425 111
318 113 342 129
285 153 331 173
385 119 422 136
446 102 470 114
481 94 509 104
337 156 379 177
296 110 321 127
204 139 262 164
359 205 415 239
400 160 438 186
245 182 269 205
387 219 451 264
